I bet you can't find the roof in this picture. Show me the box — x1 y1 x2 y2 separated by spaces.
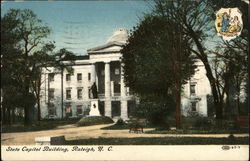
62 55 89 61
87 41 124 53
106 29 128 43
87 29 128 54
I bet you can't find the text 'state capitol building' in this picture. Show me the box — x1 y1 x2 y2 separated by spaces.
40 29 211 120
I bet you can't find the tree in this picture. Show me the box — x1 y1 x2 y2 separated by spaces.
121 15 196 128
136 95 175 126
30 47 75 121
1 9 26 124
151 0 224 120
208 0 248 117
1 9 75 125
151 0 249 120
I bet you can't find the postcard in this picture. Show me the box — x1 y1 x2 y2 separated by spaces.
1 0 249 160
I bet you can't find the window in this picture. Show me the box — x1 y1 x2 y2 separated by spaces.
77 105 83 115
66 89 71 100
48 103 56 115
88 73 91 81
114 81 120 94
88 88 91 99
77 73 82 81
65 103 72 117
191 102 196 112
48 88 55 99
111 101 121 117
115 68 120 75
101 70 104 76
190 84 196 95
48 73 54 82
66 74 71 81
77 88 83 99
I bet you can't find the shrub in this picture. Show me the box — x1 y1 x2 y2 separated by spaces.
115 118 126 126
135 95 175 126
155 123 170 131
213 119 240 130
100 118 129 130
76 116 114 127
193 117 212 130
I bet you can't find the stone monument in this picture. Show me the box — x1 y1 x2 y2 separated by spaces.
89 99 100 116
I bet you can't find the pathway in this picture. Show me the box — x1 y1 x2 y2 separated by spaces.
1 124 249 145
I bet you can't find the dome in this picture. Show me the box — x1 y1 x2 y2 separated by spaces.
107 29 128 43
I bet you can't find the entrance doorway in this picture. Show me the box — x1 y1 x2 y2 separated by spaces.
111 101 121 117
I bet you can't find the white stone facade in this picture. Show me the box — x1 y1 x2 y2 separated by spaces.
40 29 211 120
40 29 135 120
181 60 211 117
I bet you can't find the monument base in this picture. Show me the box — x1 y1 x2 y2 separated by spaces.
89 99 101 116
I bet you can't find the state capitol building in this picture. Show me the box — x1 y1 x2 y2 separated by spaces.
40 29 211 120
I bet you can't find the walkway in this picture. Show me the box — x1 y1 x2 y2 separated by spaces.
1 124 249 145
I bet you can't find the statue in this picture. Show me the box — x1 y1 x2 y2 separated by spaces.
89 102 100 116
90 82 98 99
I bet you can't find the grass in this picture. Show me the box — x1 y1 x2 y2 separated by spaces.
76 116 114 127
101 124 130 130
102 117 249 134
66 137 249 145
2 118 79 133
145 128 249 134
101 123 155 130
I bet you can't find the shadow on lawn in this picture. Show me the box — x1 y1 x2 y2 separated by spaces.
65 137 249 145
2 119 79 133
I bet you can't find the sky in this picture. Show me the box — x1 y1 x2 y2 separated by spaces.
1 0 151 55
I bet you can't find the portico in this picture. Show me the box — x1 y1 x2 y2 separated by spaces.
87 29 131 119
88 60 129 119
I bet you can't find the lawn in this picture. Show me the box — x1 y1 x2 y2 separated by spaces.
2 119 79 133
102 117 249 134
66 137 249 145
2 116 114 133
101 124 130 130
101 121 249 134
145 128 249 134
101 124 155 130
77 116 114 127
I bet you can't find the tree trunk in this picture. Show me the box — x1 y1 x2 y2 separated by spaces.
2 100 7 125
189 29 223 120
37 77 41 122
24 105 29 125
225 90 230 119
235 76 240 116
37 97 41 121
61 68 64 119
173 28 182 129
237 95 240 115
202 58 223 119
175 57 181 129
11 108 15 124
7 106 11 125
175 81 181 129
24 78 31 126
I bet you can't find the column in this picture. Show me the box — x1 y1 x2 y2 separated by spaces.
105 62 111 97
121 101 128 120
111 81 114 96
120 63 126 97
105 101 112 117
120 63 128 119
104 61 111 117
90 63 96 84
126 87 130 96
